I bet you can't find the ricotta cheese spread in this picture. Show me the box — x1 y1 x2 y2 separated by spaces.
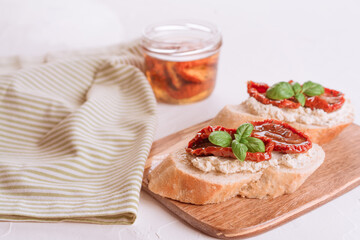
244 97 354 126
190 144 320 174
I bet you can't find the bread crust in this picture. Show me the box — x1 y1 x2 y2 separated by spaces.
148 145 325 204
148 153 260 204
210 103 352 145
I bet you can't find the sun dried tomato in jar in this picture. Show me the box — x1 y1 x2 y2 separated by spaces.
141 21 222 104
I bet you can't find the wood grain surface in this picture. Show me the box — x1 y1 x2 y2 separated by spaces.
142 121 360 239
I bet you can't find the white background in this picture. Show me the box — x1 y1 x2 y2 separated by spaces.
0 0 359 239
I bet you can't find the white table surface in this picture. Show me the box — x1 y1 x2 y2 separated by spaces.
0 0 359 239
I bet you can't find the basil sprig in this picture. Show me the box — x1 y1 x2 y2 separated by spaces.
232 141 247 161
208 123 265 161
208 131 232 147
265 81 324 106
265 82 294 100
302 81 325 96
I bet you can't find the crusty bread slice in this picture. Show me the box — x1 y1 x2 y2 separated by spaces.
210 103 352 145
148 144 325 205
148 150 260 205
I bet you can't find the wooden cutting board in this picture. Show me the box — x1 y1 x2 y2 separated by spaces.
142 121 360 239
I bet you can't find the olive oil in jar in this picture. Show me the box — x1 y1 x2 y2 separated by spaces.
141 21 222 104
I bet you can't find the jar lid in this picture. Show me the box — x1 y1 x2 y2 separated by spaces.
141 20 222 61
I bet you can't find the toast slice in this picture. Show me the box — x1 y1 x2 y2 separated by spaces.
210 102 353 145
148 144 325 205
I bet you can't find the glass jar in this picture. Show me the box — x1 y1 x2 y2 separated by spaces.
141 20 222 104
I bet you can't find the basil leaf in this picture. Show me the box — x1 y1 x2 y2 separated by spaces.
240 138 249 145
302 81 324 97
292 82 302 95
266 82 295 100
295 93 306 106
236 123 253 139
245 137 265 153
232 140 248 161
208 131 232 147
234 133 241 142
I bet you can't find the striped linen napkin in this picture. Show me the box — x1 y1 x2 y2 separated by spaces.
0 43 157 224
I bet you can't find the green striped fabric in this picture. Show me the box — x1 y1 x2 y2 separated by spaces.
0 43 157 224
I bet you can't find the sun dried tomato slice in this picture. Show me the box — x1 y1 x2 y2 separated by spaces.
174 55 218 84
305 87 345 113
186 126 275 162
245 136 274 162
165 77 215 100
248 81 346 113
251 119 312 154
247 81 301 109
146 55 218 101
